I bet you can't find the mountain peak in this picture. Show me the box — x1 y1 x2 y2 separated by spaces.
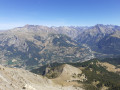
95 24 104 26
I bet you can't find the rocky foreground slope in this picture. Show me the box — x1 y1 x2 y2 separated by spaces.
0 64 84 90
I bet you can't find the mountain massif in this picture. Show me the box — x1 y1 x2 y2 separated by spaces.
76 24 120 57
0 24 120 69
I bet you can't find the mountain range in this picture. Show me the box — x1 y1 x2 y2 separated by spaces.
0 24 120 69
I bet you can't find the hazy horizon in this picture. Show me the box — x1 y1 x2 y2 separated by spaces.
0 0 120 29
0 24 120 31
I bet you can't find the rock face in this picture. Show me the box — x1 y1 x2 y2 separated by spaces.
0 65 83 90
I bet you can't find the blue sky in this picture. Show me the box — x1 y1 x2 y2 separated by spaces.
0 0 120 29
